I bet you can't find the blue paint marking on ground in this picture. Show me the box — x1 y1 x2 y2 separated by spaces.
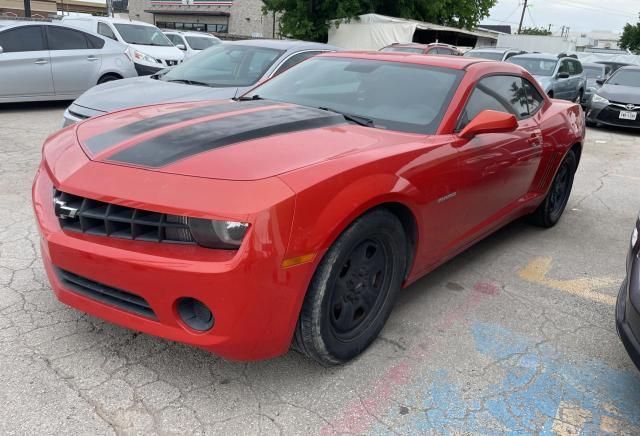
372 322 640 434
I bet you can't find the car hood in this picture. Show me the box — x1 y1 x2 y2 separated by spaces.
74 100 419 181
597 84 640 105
533 75 552 90
129 43 184 60
73 76 242 114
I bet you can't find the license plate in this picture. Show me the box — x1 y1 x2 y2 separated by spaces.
619 111 637 120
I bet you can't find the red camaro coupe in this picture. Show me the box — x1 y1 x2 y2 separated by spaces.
33 53 585 364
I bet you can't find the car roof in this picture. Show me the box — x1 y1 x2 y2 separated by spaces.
163 30 218 38
318 51 493 70
226 38 339 51
467 47 515 53
510 53 561 61
582 62 606 68
387 42 455 48
617 65 640 72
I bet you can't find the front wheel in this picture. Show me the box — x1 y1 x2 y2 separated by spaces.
530 150 577 227
293 209 407 365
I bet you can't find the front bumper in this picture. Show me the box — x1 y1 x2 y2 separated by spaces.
616 278 640 371
32 138 313 360
134 62 164 76
587 103 640 129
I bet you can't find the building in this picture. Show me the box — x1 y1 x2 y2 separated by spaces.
477 24 511 35
1 0 106 18
127 0 278 38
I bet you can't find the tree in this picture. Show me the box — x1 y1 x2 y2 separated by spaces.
620 19 640 54
263 0 497 42
520 27 551 36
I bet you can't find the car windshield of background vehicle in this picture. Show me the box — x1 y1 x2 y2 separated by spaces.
509 57 557 76
246 57 463 134
186 36 219 50
161 45 283 87
584 65 604 79
464 51 503 61
113 24 172 46
380 46 424 54
607 70 640 87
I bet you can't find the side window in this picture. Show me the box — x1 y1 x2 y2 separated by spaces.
572 60 583 74
47 27 90 50
97 22 117 41
458 75 529 130
435 47 453 55
274 51 323 76
567 60 577 75
165 34 182 46
523 79 544 114
0 26 46 52
558 60 569 75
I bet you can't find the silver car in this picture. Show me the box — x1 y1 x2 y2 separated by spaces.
0 20 137 103
63 39 339 125
163 30 221 60
509 53 587 102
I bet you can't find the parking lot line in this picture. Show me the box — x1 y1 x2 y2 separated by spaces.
518 257 618 306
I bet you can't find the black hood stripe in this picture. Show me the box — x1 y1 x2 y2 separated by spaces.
106 106 346 167
84 100 276 155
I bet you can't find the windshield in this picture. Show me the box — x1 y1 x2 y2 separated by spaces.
245 57 463 134
464 50 503 61
584 65 605 79
114 23 172 46
186 36 219 51
607 69 640 87
509 57 557 76
381 46 424 54
162 44 283 87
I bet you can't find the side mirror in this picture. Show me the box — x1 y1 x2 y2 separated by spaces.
596 78 605 86
557 72 570 79
176 44 186 51
459 110 518 139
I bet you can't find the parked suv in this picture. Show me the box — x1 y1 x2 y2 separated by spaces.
380 43 461 56
463 47 526 61
509 53 586 102
163 30 221 60
62 16 184 75
0 20 136 103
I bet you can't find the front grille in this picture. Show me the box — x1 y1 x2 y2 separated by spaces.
165 59 179 66
597 107 640 127
55 267 156 319
54 189 195 244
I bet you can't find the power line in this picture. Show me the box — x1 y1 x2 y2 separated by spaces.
527 5 537 28
539 0 635 18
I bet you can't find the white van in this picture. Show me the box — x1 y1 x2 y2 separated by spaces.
61 16 184 75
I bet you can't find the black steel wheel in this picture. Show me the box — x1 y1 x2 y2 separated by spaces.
293 209 407 365
530 149 577 227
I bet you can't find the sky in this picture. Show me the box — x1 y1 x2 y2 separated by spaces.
484 0 638 34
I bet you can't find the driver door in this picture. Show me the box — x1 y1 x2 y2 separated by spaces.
451 75 543 245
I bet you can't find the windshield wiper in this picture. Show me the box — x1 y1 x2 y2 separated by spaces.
233 95 264 101
317 107 375 128
165 79 211 87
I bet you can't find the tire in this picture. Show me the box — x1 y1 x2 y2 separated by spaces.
530 149 577 228
293 209 407 365
97 74 121 85
548 91 554 99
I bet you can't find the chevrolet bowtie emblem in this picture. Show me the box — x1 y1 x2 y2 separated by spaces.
54 198 79 219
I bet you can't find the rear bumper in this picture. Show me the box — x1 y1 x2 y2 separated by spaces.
33 162 314 361
616 278 640 371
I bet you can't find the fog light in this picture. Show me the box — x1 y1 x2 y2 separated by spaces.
177 298 214 331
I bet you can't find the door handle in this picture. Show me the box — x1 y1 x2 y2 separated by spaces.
34 59 48 65
87 56 99 61
527 133 543 146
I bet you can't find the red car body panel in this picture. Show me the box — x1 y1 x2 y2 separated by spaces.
33 53 585 360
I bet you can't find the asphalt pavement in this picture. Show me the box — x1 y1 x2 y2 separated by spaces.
0 101 639 435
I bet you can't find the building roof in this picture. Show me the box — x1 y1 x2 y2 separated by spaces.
477 25 511 34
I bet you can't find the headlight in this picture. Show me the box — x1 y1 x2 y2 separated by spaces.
586 87 596 93
189 218 249 249
129 48 159 65
591 94 610 105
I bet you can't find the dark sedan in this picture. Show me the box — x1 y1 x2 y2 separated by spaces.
587 66 640 128
617 214 640 371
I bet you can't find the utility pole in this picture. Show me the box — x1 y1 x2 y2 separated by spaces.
518 0 528 34
23 0 31 17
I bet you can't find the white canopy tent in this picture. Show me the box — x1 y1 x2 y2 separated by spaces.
327 14 499 51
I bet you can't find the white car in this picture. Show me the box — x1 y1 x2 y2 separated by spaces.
61 16 184 75
0 20 136 103
163 30 221 59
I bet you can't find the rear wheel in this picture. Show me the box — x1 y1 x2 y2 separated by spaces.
293 209 406 365
530 150 577 227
